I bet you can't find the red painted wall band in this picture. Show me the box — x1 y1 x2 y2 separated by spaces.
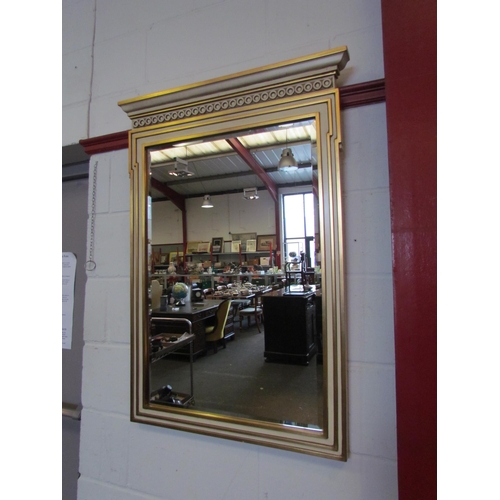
339 78 386 109
79 130 129 156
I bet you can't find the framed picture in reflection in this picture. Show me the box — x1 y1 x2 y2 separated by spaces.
169 251 184 263
211 237 223 253
232 232 257 251
197 242 211 253
257 234 276 251
246 239 257 252
231 240 242 253
186 241 201 254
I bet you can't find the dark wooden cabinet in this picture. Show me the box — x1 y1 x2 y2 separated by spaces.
315 294 323 364
262 291 317 365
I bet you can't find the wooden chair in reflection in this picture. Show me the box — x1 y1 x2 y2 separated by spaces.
238 291 264 332
204 299 232 354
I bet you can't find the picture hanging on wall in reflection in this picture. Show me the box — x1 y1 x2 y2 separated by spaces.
257 234 276 251
246 239 257 252
169 251 183 264
211 237 223 253
197 242 211 253
186 241 201 254
231 240 242 253
232 232 257 251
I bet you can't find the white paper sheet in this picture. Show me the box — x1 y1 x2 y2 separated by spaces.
62 252 77 349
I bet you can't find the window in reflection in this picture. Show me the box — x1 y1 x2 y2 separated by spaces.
283 192 317 268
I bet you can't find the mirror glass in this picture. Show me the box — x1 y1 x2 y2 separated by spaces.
147 118 324 430
121 47 348 459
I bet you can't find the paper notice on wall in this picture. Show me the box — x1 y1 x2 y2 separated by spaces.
62 252 77 349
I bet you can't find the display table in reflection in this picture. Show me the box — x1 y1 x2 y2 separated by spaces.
262 289 317 365
151 300 219 357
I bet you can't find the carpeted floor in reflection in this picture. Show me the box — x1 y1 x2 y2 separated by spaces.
150 322 324 428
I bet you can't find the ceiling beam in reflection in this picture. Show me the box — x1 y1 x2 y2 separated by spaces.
226 137 278 204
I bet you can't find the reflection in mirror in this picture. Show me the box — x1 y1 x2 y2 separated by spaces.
147 119 324 429
120 47 348 460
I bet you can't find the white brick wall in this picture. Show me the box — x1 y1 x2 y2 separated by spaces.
64 0 397 498
62 0 385 141
78 103 397 500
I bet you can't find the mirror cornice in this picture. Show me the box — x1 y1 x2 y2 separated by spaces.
118 48 349 129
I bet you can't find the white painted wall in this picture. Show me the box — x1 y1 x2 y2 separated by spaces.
63 0 397 498
62 0 385 143
152 190 276 245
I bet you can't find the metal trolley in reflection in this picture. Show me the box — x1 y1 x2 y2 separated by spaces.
149 317 195 407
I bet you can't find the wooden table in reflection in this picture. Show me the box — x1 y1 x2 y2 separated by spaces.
151 300 220 358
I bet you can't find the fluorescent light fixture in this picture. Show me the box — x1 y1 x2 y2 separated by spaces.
168 157 194 177
201 194 213 208
172 140 203 147
243 187 259 200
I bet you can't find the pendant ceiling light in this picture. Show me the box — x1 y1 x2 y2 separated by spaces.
278 126 298 171
278 148 298 171
243 187 259 200
201 194 213 208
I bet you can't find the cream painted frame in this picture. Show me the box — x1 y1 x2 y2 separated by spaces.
119 48 349 460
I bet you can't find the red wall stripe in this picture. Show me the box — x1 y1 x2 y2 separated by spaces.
381 0 437 498
339 78 386 109
80 130 129 156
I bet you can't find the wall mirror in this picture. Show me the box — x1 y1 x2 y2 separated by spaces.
119 47 349 460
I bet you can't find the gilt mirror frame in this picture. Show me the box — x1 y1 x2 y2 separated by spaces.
119 47 349 460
